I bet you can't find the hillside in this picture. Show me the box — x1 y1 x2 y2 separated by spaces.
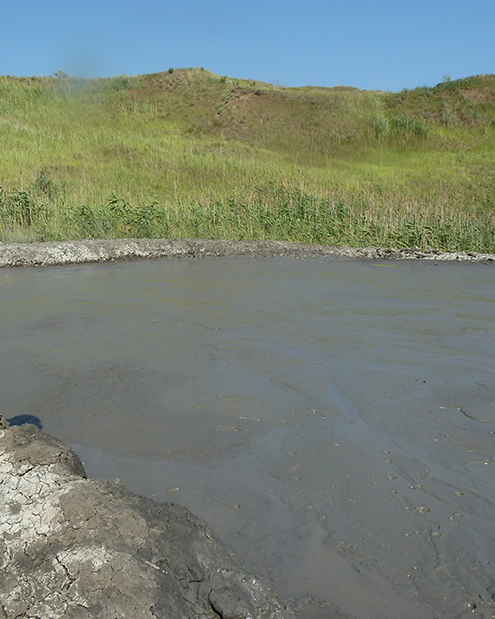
1 69 494 251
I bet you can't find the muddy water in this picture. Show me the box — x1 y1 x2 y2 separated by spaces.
2 256 495 619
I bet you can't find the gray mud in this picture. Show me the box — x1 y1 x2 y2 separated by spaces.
1 240 495 619
1 238 494 268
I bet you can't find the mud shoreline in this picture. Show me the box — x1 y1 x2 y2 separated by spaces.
1 238 494 267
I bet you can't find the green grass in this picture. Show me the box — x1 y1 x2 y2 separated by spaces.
1 70 494 251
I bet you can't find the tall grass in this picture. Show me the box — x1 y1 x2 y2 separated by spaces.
1 177 493 252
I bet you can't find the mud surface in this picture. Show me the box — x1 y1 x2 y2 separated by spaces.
1 240 495 619
0 416 293 619
1 238 494 268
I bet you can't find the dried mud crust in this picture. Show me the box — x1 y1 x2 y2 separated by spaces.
0 238 494 268
0 416 294 619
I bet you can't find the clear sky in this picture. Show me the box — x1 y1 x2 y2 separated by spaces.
2 0 494 92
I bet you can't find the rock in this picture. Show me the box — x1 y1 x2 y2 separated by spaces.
0 416 294 619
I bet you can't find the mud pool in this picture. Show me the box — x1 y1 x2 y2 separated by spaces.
2 255 495 619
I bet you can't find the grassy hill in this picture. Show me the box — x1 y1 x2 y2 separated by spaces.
1 68 494 251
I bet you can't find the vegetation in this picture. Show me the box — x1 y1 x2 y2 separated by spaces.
1 69 494 251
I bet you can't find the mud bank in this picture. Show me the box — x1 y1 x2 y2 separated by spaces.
0 415 294 619
1 238 494 268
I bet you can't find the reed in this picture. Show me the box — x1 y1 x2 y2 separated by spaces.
1 180 493 253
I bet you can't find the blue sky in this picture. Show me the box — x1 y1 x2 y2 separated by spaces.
2 0 494 92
